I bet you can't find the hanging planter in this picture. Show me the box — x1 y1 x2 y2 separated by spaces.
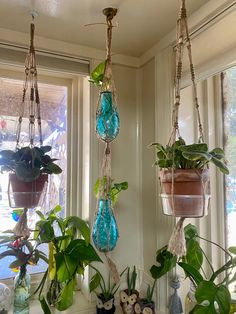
0 19 62 209
150 0 229 257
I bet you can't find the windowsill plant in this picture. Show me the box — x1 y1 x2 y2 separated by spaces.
150 224 236 314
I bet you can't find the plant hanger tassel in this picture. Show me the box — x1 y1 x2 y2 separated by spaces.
167 0 208 257
16 14 43 148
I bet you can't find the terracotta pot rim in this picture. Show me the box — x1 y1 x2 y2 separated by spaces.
9 173 48 182
160 168 209 183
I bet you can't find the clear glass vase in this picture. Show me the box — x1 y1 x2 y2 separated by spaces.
13 266 30 314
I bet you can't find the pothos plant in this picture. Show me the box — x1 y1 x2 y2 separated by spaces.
150 138 229 174
94 176 128 205
150 224 236 314
89 62 106 87
32 205 102 313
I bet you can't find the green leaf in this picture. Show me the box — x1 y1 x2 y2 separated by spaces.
39 296 51 314
36 221 55 243
211 157 229 174
150 246 177 279
55 252 78 282
193 281 231 314
90 62 105 87
178 262 203 285
186 239 203 270
89 272 101 292
179 143 208 153
182 151 212 161
65 216 90 244
15 163 40 182
228 247 236 255
184 224 199 240
40 146 52 154
56 279 74 311
9 259 26 269
65 239 102 263
45 162 62 174
36 210 46 220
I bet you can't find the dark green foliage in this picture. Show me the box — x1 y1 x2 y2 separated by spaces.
150 224 236 313
150 138 229 174
127 266 137 295
0 146 62 182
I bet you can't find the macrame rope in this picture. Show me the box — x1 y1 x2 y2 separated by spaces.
16 20 43 148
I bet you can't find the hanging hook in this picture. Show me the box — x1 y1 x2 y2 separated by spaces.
103 7 118 21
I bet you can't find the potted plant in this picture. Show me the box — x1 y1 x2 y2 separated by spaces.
134 279 157 314
33 205 102 313
150 138 229 217
120 266 139 314
92 176 128 252
89 266 127 314
0 146 62 208
150 224 236 314
0 208 48 313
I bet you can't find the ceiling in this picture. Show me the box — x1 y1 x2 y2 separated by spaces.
0 0 210 57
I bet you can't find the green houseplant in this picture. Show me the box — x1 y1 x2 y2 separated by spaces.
0 146 62 208
0 208 48 313
150 138 229 217
150 224 236 314
133 277 157 314
120 266 139 314
89 266 127 314
33 205 102 313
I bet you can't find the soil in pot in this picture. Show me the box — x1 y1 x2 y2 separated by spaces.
120 289 139 314
134 299 155 314
96 294 115 314
9 173 48 208
160 169 210 218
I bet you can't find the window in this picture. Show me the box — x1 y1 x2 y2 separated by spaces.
222 66 236 253
0 74 68 279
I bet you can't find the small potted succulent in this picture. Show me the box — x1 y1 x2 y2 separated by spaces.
134 280 157 314
0 146 62 208
90 266 127 314
150 138 229 217
120 266 139 314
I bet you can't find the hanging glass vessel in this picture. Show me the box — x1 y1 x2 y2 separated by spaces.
96 91 120 143
13 266 30 314
92 198 119 252
96 8 120 144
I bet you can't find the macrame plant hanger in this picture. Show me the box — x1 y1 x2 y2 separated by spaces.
166 0 209 257
8 13 47 209
92 8 120 283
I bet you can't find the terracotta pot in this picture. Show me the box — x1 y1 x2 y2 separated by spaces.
9 173 48 208
96 295 115 314
134 299 155 314
160 169 210 218
120 289 139 314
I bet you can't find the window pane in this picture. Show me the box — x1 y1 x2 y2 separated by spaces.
0 77 67 279
223 67 236 251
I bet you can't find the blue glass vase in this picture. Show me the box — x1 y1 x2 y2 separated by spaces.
13 266 30 314
92 198 119 252
96 91 120 143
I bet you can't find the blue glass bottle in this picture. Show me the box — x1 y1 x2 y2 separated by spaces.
13 266 30 314
92 198 119 252
96 91 120 143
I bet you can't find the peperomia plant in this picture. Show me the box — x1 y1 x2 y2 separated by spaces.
150 224 236 314
150 138 229 174
94 176 128 205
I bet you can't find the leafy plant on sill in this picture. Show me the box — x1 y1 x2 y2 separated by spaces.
150 224 236 314
127 266 137 295
89 266 127 302
32 205 102 313
0 145 62 182
94 176 128 205
150 137 229 174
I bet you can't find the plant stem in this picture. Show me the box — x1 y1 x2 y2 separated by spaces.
197 235 232 259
